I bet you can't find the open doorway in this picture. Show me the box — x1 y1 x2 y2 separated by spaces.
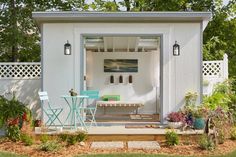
82 35 161 123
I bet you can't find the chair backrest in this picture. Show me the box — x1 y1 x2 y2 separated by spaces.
38 91 49 101
81 90 99 99
38 91 53 111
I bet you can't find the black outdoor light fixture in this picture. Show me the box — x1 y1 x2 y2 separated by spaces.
64 40 71 55
173 41 180 56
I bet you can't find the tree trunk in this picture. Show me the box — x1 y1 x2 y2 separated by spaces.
124 0 130 11
10 0 18 62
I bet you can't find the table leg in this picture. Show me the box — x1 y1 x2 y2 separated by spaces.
73 97 78 130
76 98 88 131
63 98 72 128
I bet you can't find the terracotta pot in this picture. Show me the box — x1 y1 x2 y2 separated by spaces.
168 121 183 129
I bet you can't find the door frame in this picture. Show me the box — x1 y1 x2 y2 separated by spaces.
80 34 164 124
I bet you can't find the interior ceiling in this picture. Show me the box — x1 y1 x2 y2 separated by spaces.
84 37 160 52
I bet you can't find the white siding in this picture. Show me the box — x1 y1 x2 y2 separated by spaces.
42 22 201 123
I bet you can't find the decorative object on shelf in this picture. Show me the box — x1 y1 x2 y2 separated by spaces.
128 75 133 84
110 75 114 84
119 75 123 83
173 41 180 56
64 40 71 55
166 112 184 129
104 59 138 72
69 89 77 96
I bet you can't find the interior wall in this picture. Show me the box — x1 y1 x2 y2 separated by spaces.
86 51 160 114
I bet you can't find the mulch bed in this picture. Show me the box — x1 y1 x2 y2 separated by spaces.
1 138 236 157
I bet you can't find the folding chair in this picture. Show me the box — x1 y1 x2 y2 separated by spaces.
38 91 63 127
80 90 99 127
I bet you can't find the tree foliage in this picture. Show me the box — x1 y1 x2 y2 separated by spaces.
0 0 89 62
203 0 236 77
0 0 235 80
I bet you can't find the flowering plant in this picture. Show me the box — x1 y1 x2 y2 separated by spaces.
166 112 185 122
192 106 209 118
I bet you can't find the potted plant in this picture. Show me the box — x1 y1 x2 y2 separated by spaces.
185 92 198 106
166 112 184 129
192 106 207 130
0 95 30 130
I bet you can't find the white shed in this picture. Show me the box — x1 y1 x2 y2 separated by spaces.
33 12 211 124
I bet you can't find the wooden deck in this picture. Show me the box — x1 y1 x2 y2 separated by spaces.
87 125 203 141
35 123 204 142
91 114 160 122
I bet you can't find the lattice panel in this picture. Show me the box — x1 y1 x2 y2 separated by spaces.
0 63 41 79
203 61 222 77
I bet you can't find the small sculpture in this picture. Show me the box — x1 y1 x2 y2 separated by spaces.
110 75 114 84
69 89 77 96
128 75 133 84
119 75 123 83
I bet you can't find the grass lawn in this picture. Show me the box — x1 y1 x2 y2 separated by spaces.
0 152 27 157
78 149 236 157
1 150 236 157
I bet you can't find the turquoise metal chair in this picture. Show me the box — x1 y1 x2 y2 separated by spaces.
80 90 99 127
38 91 63 127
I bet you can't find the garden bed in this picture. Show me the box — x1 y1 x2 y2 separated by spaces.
1 137 236 157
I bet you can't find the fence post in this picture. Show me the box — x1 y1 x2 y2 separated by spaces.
223 54 228 79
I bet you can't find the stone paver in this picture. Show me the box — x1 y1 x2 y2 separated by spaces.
91 141 124 149
128 141 160 149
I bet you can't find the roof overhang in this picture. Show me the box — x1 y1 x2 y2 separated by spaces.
32 11 212 25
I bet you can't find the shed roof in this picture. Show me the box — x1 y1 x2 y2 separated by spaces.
32 11 211 24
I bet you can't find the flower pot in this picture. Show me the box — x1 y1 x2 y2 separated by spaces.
34 120 42 127
168 121 183 129
193 118 205 129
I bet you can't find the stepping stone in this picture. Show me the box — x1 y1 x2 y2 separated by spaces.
128 141 160 149
91 141 124 149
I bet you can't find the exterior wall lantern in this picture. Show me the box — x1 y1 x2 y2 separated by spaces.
64 40 71 55
173 41 180 56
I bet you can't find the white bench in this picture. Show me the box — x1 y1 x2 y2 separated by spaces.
96 101 144 114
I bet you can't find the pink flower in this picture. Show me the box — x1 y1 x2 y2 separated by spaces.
166 112 185 122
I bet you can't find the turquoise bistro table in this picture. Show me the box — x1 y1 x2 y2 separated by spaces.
61 95 88 130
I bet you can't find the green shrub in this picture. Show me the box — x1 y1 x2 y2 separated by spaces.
39 140 61 152
21 133 34 146
230 127 236 140
165 130 179 146
66 135 78 145
0 95 29 128
58 132 69 142
198 134 215 150
6 125 21 142
218 130 225 144
40 134 49 143
76 131 87 142
58 131 87 145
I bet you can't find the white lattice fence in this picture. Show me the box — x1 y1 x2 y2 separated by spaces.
203 61 223 77
203 54 228 95
0 62 41 79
